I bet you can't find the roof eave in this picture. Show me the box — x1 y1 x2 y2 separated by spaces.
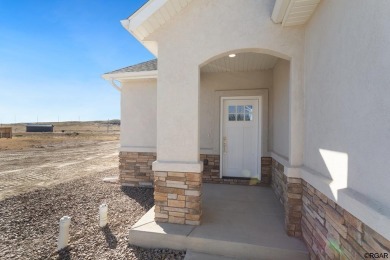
125 0 167 31
120 0 168 57
102 70 158 81
271 0 291 24
120 0 193 57
121 19 158 56
102 70 158 92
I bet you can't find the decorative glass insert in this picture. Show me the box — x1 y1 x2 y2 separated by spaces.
228 106 236 113
227 105 253 121
245 105 253 121
237 106 244 113
245 105 253 113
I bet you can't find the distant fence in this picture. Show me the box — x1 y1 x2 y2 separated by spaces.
0 127 12 138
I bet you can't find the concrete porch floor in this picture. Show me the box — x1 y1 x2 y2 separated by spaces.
129 183 309 259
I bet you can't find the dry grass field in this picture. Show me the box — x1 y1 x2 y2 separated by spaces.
0 121 120 151
0 121 121 199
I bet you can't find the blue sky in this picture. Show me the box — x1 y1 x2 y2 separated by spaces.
0 0 151 124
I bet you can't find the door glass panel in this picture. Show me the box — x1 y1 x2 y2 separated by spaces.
244 105 253 121
228 106 236 113
237 114 244 121
227 104 253 122
245 105 252 113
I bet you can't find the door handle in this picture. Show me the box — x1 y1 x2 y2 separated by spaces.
223 137 227 153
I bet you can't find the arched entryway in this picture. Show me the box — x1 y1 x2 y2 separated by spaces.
199 50 291 186
131 51 307 258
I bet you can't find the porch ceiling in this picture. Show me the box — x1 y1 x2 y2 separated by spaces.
200 52 279 73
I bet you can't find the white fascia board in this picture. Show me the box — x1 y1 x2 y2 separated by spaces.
272 0 291 24
119 23 158 56
123 0 168 32
120 0 163 56
102 70 158 81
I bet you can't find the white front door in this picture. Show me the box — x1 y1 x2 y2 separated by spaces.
221 98 260 179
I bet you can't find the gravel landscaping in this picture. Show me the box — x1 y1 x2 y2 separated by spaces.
0 168 186 259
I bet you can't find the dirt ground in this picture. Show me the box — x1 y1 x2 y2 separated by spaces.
0 122 186 259
0 174 184 259
0 121 120 200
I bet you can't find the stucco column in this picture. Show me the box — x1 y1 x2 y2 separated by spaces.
152 55 203 225
288 56 304 167
152 58 202 171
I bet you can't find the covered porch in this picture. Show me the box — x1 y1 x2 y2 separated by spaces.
151 48 301 229
130 183 308 259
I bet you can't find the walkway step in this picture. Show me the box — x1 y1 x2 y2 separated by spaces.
129 184 309 260
185 250 238 260
129 207 309 260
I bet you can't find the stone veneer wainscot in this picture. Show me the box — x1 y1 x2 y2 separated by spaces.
154 171 202 225
301 180 390 259
119 152 271 187
119 152 156 187
201 154 271 185
271 158 390 259
119 152 390 257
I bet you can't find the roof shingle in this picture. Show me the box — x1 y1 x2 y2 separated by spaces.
105 59 157 74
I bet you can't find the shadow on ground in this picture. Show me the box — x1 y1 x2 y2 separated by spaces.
120 186 154 210
57 247 72 260
101 225 118 249
127 245 186 260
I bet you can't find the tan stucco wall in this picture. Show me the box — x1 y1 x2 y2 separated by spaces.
270 59 290 160
303 0 390 239
151 0 304 166
121 70 274 154
118 0 390 240
120 79 157 151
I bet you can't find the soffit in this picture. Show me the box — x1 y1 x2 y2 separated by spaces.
201 53 279 73
121 0 193 56
272 0 321 27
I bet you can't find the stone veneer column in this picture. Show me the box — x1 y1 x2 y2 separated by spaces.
153 171 202 225
154 50 202 225
271 159 303 237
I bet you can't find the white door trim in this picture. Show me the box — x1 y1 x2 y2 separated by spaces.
220 96 262 180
